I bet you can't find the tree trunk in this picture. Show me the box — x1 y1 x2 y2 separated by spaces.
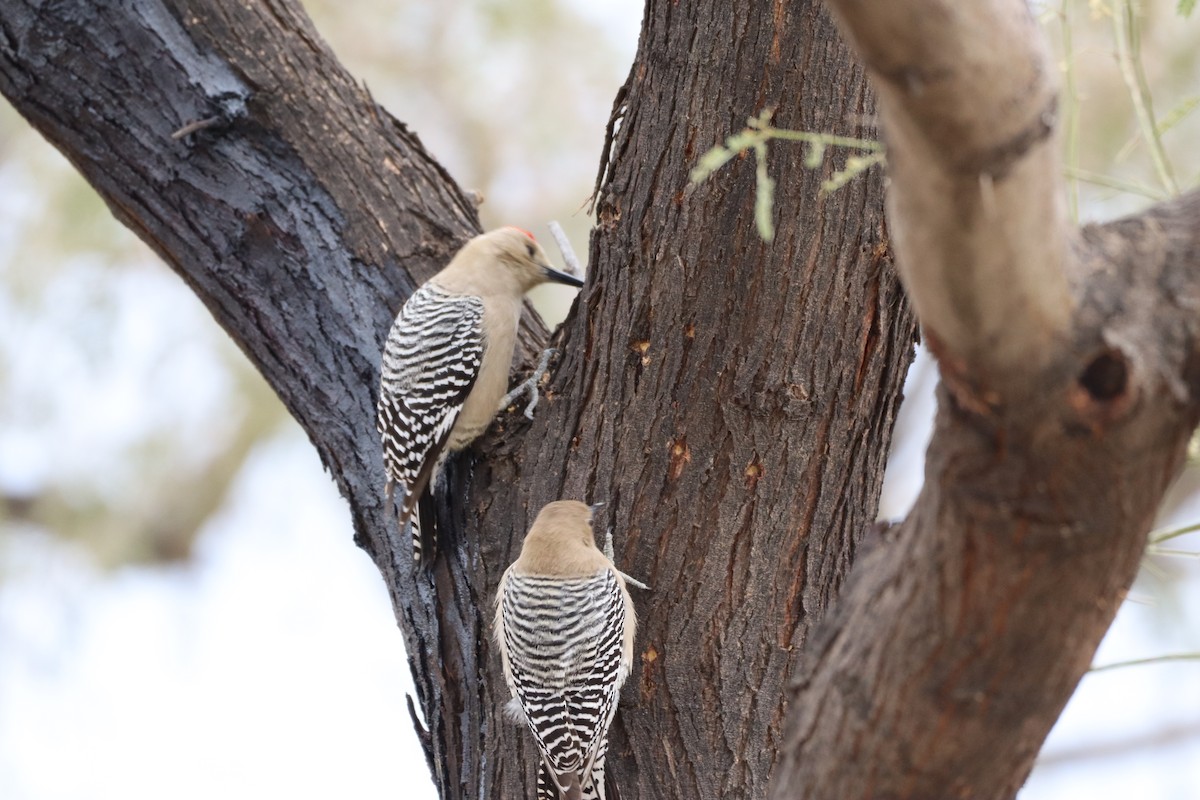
3 1 1199 800
515 3 916 797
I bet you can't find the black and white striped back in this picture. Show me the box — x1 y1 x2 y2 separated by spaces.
377 283 484 561
500 569 630 800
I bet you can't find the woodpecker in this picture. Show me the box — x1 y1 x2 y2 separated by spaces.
494 501 637 800
377 228 583 564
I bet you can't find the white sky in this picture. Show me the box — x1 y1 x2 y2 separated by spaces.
0 432 435 799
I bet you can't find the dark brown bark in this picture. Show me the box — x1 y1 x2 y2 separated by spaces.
0 0 542 793
774 190 1200 800
512 4 916 798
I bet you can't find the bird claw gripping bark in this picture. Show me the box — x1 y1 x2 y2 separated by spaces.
603 526 650 591
501 347 558 420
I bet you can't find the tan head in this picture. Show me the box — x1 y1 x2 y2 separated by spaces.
513 500 610 577
436 227 584 297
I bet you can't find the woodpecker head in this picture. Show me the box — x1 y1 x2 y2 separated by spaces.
515 500 608 575
445 227 583 296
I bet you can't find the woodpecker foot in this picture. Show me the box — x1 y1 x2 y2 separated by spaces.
603 526 650 590
501 347 558 420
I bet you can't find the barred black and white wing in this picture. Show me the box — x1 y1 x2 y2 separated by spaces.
377 284 484 563
498 569 631 800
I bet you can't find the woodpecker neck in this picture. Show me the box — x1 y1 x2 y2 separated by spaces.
432 263 521 297
513 501 612 576
516 534 612 578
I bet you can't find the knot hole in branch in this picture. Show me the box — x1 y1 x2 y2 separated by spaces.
1078 349 1128 402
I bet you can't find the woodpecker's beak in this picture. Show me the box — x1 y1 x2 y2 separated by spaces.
542 265 584 288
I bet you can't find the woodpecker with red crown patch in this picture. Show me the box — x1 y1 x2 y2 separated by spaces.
376 227 584 564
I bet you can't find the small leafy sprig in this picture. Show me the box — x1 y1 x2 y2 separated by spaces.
689 108 884 242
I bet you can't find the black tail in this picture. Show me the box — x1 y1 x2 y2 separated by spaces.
536 764 558 800
413 489 439 567
386 479 438 568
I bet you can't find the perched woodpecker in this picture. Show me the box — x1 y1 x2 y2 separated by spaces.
494 501 637 800
377 228 583 564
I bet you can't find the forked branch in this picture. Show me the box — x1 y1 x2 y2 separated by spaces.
771 2 1200 798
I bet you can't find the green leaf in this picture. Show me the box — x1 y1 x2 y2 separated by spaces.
724 129 763 153
804 141 825 169
754 144 775 243
1090 653 1200 672
1062 166 1167 201
1158 95 1200 135
1149 520 1200 545
690 145 734 184
1179 0 1196 18
820 152 885 194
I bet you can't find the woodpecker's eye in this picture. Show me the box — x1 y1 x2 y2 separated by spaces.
525 241 536 258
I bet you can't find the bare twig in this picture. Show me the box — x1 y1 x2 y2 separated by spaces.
602 527 651 590
547 220 583 277
170 116 221 140
1090 653 1200 672
1112 0 1179 196
1060 0 1080 221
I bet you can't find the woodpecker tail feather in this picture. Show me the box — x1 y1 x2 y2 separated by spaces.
536 764 557 800
412 490 439 567
582 749 608 800
536 763 582 800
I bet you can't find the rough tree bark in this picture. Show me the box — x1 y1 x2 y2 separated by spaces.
2 2 1197 800
773 3 1200 799
522 5 915 798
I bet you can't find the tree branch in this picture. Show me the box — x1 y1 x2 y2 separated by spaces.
823 0 1071 391
775 191 1200 800
11 0 1200 797
0 0 549 793
769 0 1200 794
